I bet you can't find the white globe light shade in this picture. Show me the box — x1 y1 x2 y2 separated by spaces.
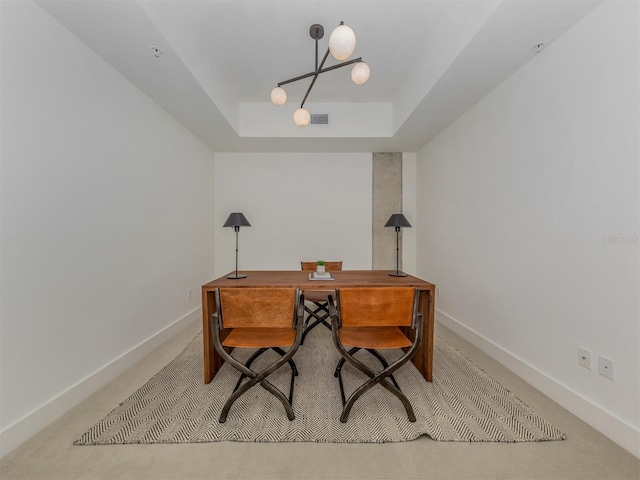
293 108 311 127
329 24 356 61
351 62 370 85
270 87 287 106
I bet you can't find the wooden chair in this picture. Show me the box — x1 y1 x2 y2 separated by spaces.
327 287 423 423
210 287 304 423
300 261 343 343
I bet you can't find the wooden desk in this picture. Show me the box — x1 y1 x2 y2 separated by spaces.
201 270 436 383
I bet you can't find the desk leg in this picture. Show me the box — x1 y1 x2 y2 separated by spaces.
202 288 232 383
411 288 434 382
202 289 217 383
425 288 434 381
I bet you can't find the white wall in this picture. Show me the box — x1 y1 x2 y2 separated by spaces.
213 153 372 276
416 1 639 456
0 1 215 456
402 153 418 277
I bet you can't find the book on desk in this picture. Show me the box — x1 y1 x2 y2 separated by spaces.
308 272 334 280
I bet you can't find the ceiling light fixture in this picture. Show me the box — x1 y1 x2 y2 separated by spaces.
270 22 370 127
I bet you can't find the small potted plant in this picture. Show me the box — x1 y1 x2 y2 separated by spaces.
316 260 326 275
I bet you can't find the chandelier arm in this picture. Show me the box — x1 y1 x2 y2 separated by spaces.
316 57 362 74
278 72 316 87
277 57 363 89
300 47 331 108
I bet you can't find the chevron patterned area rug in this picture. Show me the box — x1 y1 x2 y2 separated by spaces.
75 328 566 445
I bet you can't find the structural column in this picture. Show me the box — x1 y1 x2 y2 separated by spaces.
372 152 403 270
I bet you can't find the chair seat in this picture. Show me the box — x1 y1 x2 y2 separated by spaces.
339 327 413 349
303 290 331 302
222 328 296 348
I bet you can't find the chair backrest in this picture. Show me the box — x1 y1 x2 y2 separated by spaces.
301 261 343 271
216 287 299 329
336 287 418 327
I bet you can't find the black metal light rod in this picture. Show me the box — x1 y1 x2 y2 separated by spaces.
315 34 319 72
277 57 363 87
234 226 240 277
300 47 331 108
277 72 315 87
395 227 400 276
317 57 362 74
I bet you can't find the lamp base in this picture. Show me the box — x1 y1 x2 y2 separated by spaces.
388 272 408 277
227 274 247 279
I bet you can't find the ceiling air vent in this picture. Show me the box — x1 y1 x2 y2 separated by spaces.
310 114 329 125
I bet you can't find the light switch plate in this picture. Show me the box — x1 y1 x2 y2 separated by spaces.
598 356 614 381
578 346 592 369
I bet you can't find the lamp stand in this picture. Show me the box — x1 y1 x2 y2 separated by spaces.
227 226 246 279
388 226 407 277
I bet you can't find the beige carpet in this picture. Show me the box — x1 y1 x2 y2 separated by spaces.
74 327 565 445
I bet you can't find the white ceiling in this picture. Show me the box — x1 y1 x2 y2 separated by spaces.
36 0 600 153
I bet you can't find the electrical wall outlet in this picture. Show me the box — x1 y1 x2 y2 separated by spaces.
188 289 192 300
598 355 614 380
578 346 592 369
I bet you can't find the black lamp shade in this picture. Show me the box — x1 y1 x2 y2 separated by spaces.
384 213 411 228
223 212 251 228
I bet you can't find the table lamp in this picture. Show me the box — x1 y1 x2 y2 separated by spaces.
384 213 412 277
223 212 251 279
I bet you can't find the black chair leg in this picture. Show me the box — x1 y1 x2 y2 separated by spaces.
334 348 400 390
339 370 416 423
221 374 295 423
233 348 298 393
233 348 267 392
334 348 416 423
273 347 298 376
301 302 331 344
218 351 300 423
364 349 401 390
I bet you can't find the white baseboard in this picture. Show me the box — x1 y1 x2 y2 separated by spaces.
0 308 201 458
436 308 640 459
